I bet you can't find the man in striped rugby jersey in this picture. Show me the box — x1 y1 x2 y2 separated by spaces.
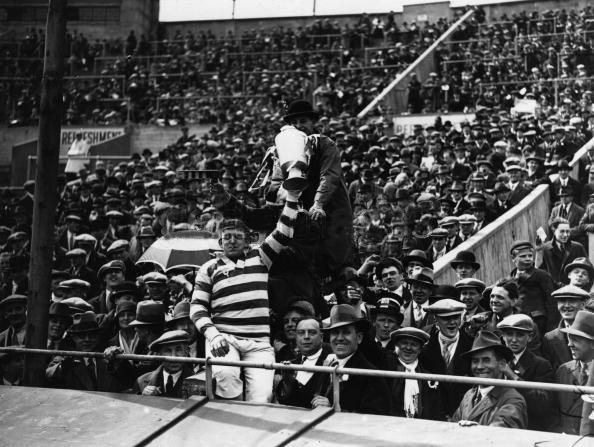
190 189 301 402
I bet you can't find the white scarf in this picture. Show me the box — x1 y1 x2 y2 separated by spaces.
399 358 419 418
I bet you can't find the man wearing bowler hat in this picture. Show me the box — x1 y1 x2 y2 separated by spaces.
551 159 582 206
497 314 555 431
451 331 527 428
450 251 481 281
279 99 353 289
402 267 436 329
46 311 124 392
387 327 445 420
556 310 594 434
311 304 391 415
134 330 195 398
421 298 473 417
548 187 584 240
564 257 594 292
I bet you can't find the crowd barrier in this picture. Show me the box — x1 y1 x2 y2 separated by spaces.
2 346 593 414
433 135 594 285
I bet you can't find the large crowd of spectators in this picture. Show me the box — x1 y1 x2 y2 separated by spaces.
3 5 594 439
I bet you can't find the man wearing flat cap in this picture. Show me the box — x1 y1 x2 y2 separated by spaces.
0 294 27 346
510 240 556 333
426 228 449 263
310 304 391 415
497 314 555 431
421 298 473 417
387 327 445 420
451 330 527 429
543 285 590 372
556 310 594 434
455 278 487 324
134 330 195 398
65 248 97 295
46 312 124 392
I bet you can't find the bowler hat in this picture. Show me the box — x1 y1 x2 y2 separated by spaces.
405 267 435 287
128 300 165 327
149 329 191 351
323 304 370 331
402 249 432 268
450 251 480 270
286 299 315 318
561 310 594 340
283 100 319 123
68 311 101 334
390 327 429 345
558 186 575 197
462 330 513 361
564 257 594 278
431 286 460 302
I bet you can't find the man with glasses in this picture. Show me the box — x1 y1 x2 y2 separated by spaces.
190 189 301 403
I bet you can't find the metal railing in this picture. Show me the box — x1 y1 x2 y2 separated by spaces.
3 346 594 414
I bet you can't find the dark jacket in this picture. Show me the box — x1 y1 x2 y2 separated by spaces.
542 322 572 375
134 364 195 398
419 327 473 416
511 266 557 330
538 240 587 286
275 344 333 408
46 355 125 392
556 360 588 435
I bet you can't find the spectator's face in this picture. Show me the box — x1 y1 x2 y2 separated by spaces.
568 335 594 362
159 342 189 374
559 168 570 179
296 319 323 356
72 331 100 352
568 267 591 288
554 223 571 244
501 329 531 355
118 311 135 329
283 310 302 342
557 298 585 323
395 337 422 364
221 230 248 259
105 269 124 288
451 190 462 201
410 282 431 305
459 287 481 311
432 236 446 251
330 324 362 359
444 225 457 238
171 319 197 341
561 194 573 205
379 266 401 290
48 316 69 340
406 262 424 277
147 283 167 300
70 255 86 269
471 349 505 379
3 303 26 328
435 314 460 338
460 222 474 236
375 314 399 342
490 286 515 316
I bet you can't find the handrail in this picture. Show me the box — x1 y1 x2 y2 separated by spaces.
4 346 594 402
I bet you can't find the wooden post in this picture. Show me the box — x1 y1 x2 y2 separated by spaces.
24 0 67 387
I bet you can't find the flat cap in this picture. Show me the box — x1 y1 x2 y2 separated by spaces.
497 314 534 332
390 327 429 344
66 248 87 257
97 260 125 278
74 233 97 243
149 329 191 351
510 240 533 254
426 298 466 317
454 278 486 293
551 285 590 301
106 239 129 254
143 271 168 284
58 279 91 290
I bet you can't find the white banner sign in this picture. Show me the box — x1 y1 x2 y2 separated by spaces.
392 113 475 136
60 127 125 153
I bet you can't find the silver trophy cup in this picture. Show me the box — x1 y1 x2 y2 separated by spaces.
274 125 310 192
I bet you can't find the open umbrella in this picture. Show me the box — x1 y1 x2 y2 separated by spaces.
136 230 220 272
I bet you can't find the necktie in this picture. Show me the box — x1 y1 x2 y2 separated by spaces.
414 305 423 324
472 387 481 407
579 363 589 386
166 374 175 394
560 205 568 219
87 358 97 387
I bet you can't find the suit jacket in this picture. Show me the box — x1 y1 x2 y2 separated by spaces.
451 385 527 429
386 355 446 421
508 183 532 206
542 324 572 373
275 344 332 408
46 355 124 392
548 203 585 240
321 350 392 415
551 177 583 206
452 198 471 216
556 360 587 435
134 364 195 398
539 240 587 286
0 325 24 347
419 328 473 416
511 266 557 329
402 301 436 330
490 200 513 217
512 349 556 431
